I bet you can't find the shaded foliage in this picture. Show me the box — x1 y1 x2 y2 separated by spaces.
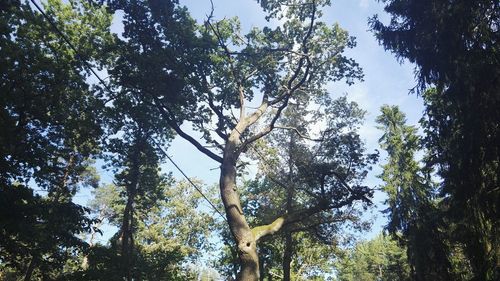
377 105 456 280
82 180 216 280
0 0 113 278
371 1 499 280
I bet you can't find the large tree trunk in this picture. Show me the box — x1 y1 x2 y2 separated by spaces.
120 139 141 281
283 231 293 281
121 194 134 281
283 134 295 281
23 257 36 281
220 139 259 281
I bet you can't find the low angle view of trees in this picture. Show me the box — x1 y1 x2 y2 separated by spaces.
1 0 498 280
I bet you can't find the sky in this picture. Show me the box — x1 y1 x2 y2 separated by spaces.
69 0 426 247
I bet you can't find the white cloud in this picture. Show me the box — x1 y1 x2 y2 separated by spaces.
359 0 370 9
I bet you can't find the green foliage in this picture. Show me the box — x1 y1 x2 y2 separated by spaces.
216 96 377 279
7 0 495 279
249 97 377 242
371 1 499 279
376 105 457 280
376 105 430 236
0 0 112 190
84 180 215 280
335 234 410 281
106 0 364 156
0 0 113 278
287 232 337 281
104 0 369 278
0 184 96 280
106 0 200 126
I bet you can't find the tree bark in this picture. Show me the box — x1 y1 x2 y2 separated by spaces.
283 231 293 281
220 137 259 281
120 138 141 281
121 193 135 281
283 133 295 281
23 257 36 281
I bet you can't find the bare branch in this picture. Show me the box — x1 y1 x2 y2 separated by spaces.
238 85 245 120
269 271 284 279
205 88 229 141
331 170 372 203
149 96 224 163
252 216 286 241
165 117 223 163
227 48 306 57
242 97 269 127
205 0 215 23
206 20 246 119
197 120 225 150
226 96 270 147
249 145 323 204
240 93 290 149
240 2 317 149
274 125 323 141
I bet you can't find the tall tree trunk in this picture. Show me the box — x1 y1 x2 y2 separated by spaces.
52 153 75 203
283 232 293 281
283 133 295 281
120 139 141 281
23 257 36 281
220 139 259 281
121 194 134 281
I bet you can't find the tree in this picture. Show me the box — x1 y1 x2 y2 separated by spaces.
376 105 473 280
241 97 376 280
370 1 499 279
110 138 165 280
335 233 410 281
105 0 364 279
0 0 113 279
83 180 215 280
102 78 174 280
80 85 180 280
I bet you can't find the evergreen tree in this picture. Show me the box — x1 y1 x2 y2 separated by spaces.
376 105 471 280
370 2 499 279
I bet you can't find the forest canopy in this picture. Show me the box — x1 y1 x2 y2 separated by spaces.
0 0 498 280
